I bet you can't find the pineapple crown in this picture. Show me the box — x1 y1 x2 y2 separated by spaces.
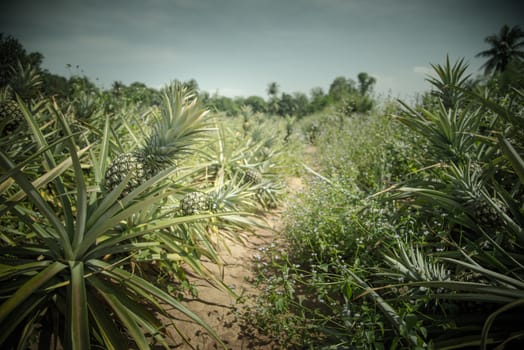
141 82 211 164
7 61 42 100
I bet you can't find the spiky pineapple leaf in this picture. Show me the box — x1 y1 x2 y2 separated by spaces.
498 136 524 184
89 259 227 349
0 261 67 324
67 261 90 350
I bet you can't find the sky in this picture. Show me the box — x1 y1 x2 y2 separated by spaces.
1 0 523 100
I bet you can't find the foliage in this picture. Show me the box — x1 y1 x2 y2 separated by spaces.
328 76 357 102
357 72 376 96
0 90 210 349
384 58 524 348
314 111 418 193
426 56 471 109
476 24 524 75
246 56 524 349
243 106 423 348
0 78 287 349
243 95 268 113
0 33 43 89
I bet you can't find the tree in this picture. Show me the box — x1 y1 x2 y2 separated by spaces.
357 72 376 96
207 94 240 116
111 80 125 97
126 81 158 105
267 82 280 115
244 95 267 113
310 87 327 113
476 24 524 75
267 81 279 99
69 75 97 94
328 76 356 102
292 92 309 117
277 92 296 116
199 90 210 104
41 70 69 98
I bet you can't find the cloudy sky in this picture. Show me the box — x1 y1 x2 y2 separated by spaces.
1 0 523 99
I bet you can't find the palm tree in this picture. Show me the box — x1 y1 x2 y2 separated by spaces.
111 80 125 97
266 82 279 115
266 81 279 99
476 24 524 74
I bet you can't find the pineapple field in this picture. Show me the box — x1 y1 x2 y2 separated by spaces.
1 31 524 349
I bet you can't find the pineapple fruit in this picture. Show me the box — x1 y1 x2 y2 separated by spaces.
471 195 505 228
243 168 262 185
103 152 157 197
104 84 210 196
0 99 24 136
0 61 41 136
180 191 211 215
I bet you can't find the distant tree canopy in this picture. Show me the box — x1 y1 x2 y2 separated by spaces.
243 95 268 113
476 24 524 75
5 25 523 118
357 72 376 96
328 76 356 101
267 81 279 98
1 33 382 117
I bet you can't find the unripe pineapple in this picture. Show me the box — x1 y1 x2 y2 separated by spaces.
243 169 262 185
0 99 24 136
104 84 210 196
180 191 211 215
103 152 157 197
1 62 42 136
472 196 505 228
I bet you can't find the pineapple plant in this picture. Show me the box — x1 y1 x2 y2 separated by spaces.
0 61 41 136
180 191 212 215
0 100 228 349
104 83 211 196
72 90 98 120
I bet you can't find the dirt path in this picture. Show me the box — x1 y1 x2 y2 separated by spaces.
165 176 306 349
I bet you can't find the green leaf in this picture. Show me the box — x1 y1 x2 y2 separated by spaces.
85 210 247 260
2 145 91 208
87 291 128 350
88 259 226 348
443 258 524 290
346 268 424 349
68 261 90 350
0 261 66 324
87 275 151 350
0 151 74 259
498 136 524 184
481 298 524 350
0 293 47 346
0 260 52 280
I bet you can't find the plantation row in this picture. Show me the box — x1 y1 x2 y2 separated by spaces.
245 57 524 349
0 67 301 348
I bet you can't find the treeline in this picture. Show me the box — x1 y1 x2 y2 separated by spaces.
1 33 377 118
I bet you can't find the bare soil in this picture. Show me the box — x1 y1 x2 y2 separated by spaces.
164 176 306 350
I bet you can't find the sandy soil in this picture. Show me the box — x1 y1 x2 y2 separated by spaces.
164 176 305 350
